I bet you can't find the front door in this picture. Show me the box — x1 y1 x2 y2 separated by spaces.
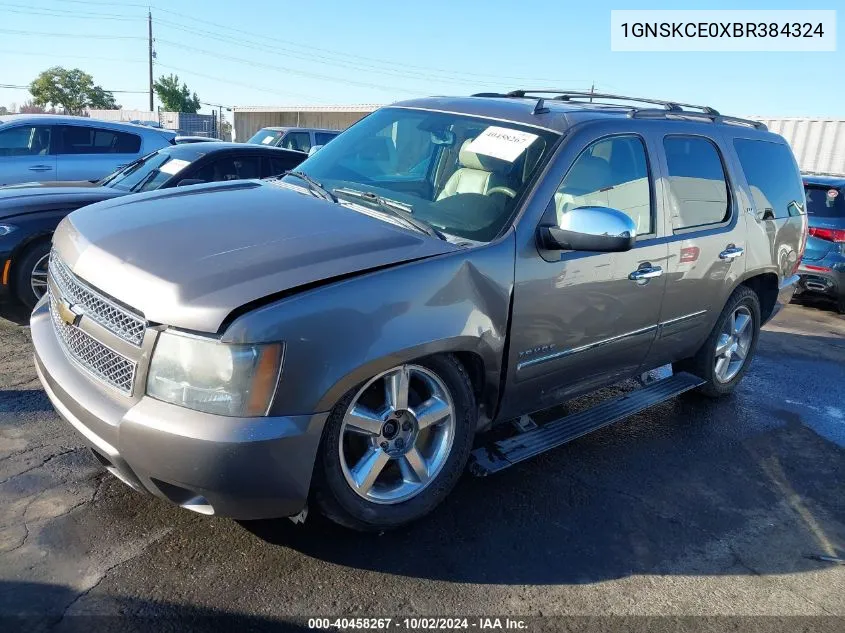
0 124 57 186
499 131 669 420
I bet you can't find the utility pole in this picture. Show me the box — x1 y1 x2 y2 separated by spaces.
148 10 154 112
589 82 595 103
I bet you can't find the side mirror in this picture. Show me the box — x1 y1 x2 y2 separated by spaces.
307 145 323 156
538 206 636 252
176 178 206 187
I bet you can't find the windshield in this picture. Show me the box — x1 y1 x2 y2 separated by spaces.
101 148 198 192
247 128 284 146
283 108 559 242
805 185 845 219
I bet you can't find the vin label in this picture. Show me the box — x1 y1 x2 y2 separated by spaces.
611 10 836 52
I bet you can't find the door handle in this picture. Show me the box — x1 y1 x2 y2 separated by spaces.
719 246 744 260
28 165 53 172
628 265 663 282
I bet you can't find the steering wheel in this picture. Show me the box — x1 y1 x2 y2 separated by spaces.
486 186 517 199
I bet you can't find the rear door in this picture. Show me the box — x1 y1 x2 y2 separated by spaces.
56 124 143 181
643 131 747 368
0 123 57 185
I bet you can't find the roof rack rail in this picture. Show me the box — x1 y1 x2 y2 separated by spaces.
470 89 766 129
475 89 719 114
629 108 767 130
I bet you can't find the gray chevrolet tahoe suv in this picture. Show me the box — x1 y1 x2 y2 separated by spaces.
31 91 806 531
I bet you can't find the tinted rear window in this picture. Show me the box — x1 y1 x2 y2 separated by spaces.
734 139 804 218
805 185 845 218
59 125 141 154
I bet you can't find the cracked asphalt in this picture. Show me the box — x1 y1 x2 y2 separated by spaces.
1 300 844 630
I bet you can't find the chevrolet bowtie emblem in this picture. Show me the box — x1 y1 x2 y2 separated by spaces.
58 299 83 327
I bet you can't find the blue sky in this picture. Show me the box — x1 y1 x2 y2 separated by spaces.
0 0 841 118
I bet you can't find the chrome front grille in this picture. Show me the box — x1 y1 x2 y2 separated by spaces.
49 251 146 346
49 294 137 395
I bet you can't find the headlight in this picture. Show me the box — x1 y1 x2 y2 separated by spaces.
146 330 283 417
0 224 18 236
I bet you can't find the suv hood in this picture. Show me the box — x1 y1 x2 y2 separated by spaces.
53 180 458 332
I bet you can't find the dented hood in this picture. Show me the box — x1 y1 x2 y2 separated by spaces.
53 180 457 332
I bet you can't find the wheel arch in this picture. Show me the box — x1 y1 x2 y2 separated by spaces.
8 232 53 296
312 338 497 430
737 270 779 324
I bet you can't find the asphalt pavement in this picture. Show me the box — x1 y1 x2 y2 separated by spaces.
1 300 844 631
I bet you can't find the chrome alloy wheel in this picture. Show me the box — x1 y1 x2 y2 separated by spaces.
714 305 753 383
30 253 50 300
339 364 456 505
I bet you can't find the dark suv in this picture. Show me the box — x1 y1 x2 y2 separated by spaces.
31 91 806 531
797 174 845 313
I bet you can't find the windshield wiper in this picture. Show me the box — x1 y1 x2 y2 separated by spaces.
333 187 446 240
281 170 337 203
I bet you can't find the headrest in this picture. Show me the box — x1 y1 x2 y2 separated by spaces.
458 138 508 172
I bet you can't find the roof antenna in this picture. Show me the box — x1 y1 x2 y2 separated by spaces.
533 97 549 115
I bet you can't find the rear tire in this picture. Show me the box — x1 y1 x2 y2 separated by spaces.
313 354 475 532
676 285 761 398
14 241 51 310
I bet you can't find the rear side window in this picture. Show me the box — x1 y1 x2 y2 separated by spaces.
315 132 338 146
281 132 311 152
805 185 845 218
59 126 141 154
663 136 730 229
734 139 804 219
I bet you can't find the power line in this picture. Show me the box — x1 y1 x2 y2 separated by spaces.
0 49 145 63
155 63 329 103
0 83 147 94
151 6 581 85
0 28 144 40
38 0 585 85
155 39 421 96
0 4 141 21
153 21 509 90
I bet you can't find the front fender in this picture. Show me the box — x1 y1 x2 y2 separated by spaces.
222 233 516 419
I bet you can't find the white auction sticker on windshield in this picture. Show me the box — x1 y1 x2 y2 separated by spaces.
465 126 538 162
158 158 191 175
261 136 274 145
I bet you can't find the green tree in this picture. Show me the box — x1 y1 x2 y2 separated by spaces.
29 67 119 114
88 85 120 110
153 74 201 113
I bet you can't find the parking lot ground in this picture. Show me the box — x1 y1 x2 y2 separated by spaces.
1 302 844 630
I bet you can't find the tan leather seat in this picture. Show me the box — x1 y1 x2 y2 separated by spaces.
437 140 507 200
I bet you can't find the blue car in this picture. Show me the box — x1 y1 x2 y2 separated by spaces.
797 174 845 313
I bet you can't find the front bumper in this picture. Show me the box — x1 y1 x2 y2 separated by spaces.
31 298 328 520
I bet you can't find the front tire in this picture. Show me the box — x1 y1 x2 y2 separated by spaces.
677 285 761 398
313 355 476 531
14 241 51 310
